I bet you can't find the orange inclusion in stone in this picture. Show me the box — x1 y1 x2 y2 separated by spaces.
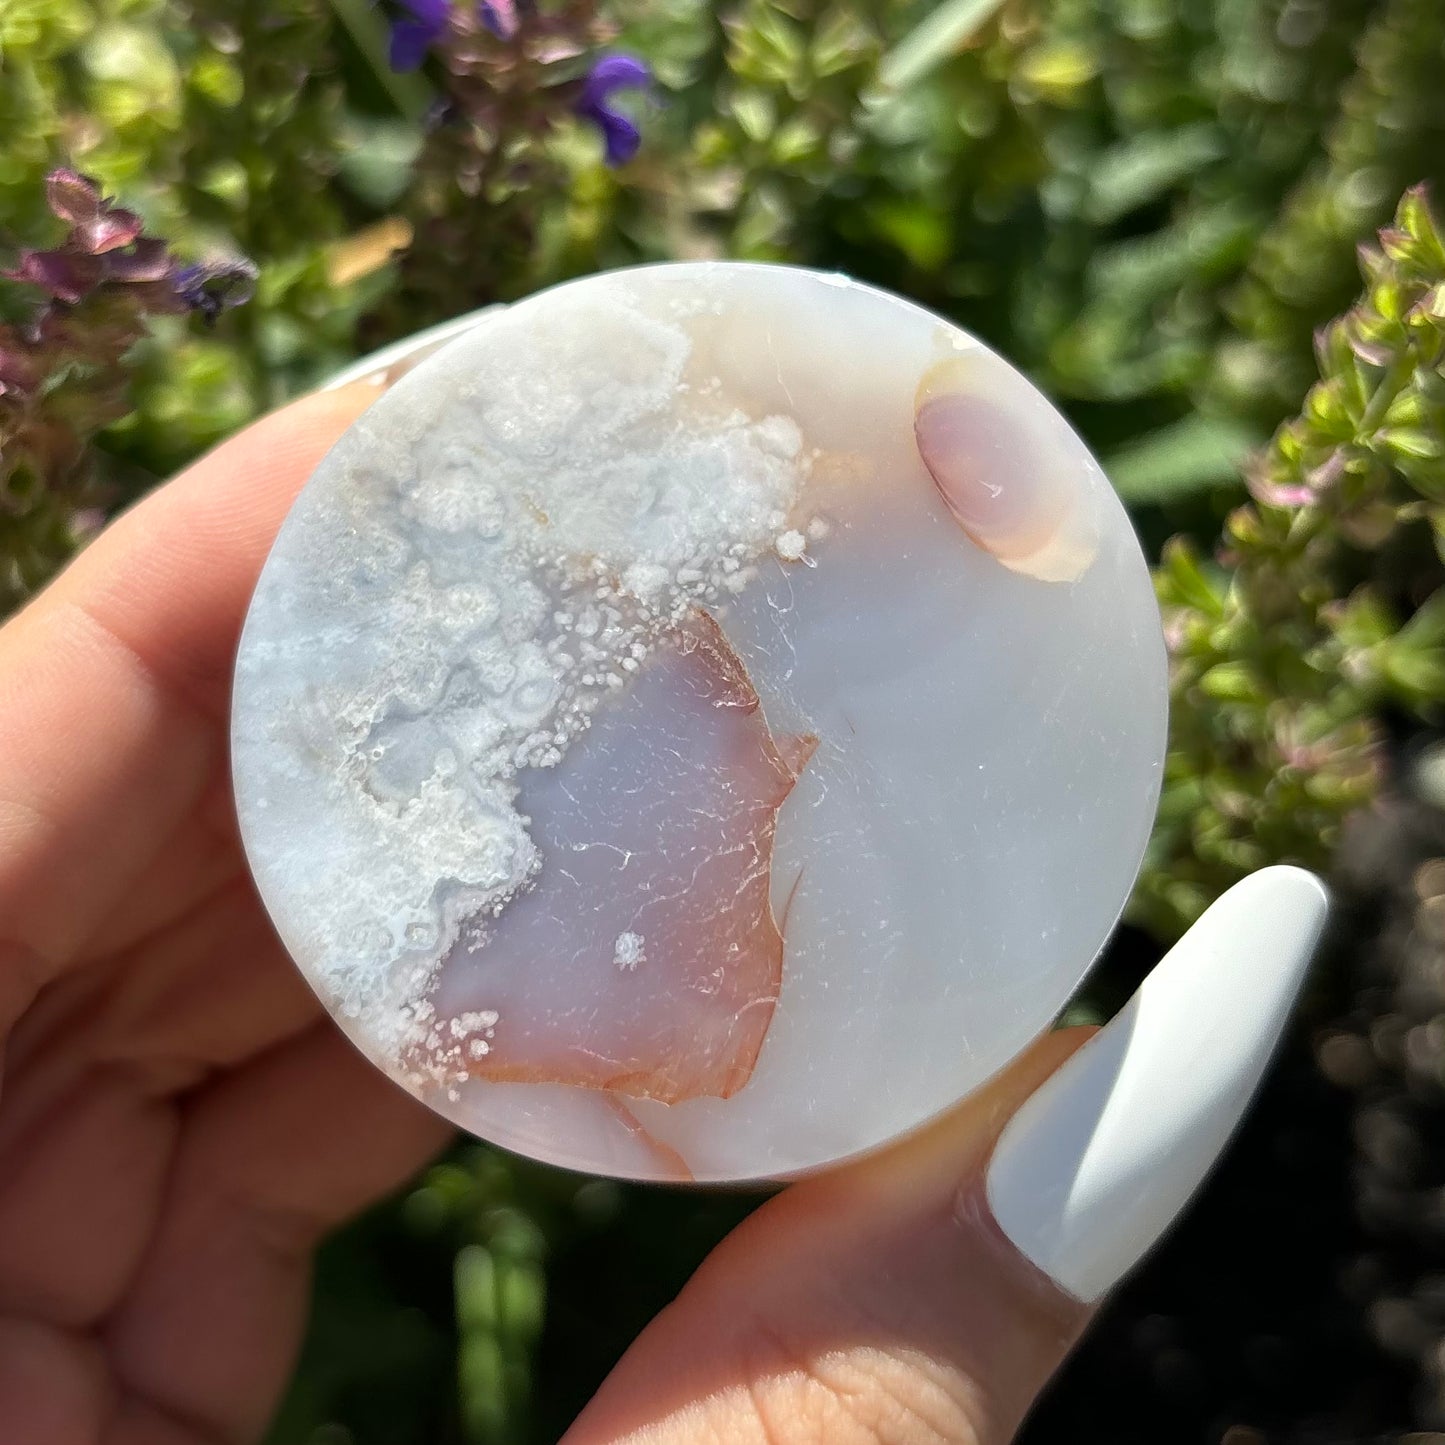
426 611 816 1105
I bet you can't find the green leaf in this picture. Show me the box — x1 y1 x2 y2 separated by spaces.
1397 184 1445 269
1157 538 1227 617
1017 41 1099 101
495 1256 545 1343
874 0 1007 93
1106 413 1256 505
457 1330 508 1443
1083 125 1225 225
770 115 821 166
339 117 423 208
1383 645 1445 703
729 89 776 144
455 1245 499 1331
738 6 806 86
1330 589 1396 651
326 0 432 123
1397 589 1445 651
1379 426 1444 462
189 52 243 108
810 7 877 78
867 197 952 270
1199 661 1263 702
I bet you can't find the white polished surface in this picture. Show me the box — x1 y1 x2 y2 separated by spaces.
232 263 1167 1182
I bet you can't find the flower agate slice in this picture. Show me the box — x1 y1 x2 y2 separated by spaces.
232 263 1167 1182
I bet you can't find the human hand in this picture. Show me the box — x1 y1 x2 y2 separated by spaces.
0 381 1328 1445
0 383 451 1445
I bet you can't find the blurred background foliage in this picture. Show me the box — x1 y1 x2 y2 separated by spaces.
2 0 1445 1440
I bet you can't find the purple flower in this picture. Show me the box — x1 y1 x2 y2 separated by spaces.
172 258 260 325
103 237 173 284
4 250 103 305
575 54 651 167
44 168 144 255
388 0 450 71
477 0 521 38
3 171 257 331
2 171 165 302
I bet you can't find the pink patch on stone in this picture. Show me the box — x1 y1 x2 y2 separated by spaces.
424 611 816 1105
605 1097 696 1181
913 355 1097 582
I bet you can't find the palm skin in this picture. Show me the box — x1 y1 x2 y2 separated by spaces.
0 386 451 1444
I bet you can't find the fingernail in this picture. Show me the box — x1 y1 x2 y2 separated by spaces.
984 865 1330 1302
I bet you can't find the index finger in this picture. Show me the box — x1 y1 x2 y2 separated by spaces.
0 382 379 1015
42 381 382 719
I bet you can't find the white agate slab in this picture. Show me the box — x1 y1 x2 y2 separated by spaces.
232 262 1167 1183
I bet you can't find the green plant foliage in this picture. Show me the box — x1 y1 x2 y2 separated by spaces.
266 1143 763 1444
1135 186 1445 938
112 0 379 470
0 168 253 605
1222 0 1445 425
4 0 1440 545
0 0 391 478
360 0 621 336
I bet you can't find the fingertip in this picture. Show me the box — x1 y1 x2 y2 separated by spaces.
163 378 384 511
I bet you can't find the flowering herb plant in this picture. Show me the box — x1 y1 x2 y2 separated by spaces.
0 170 254 606
380 0 651 165
1140 186 1445 936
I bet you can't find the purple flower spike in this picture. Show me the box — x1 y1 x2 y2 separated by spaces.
576 53 652 167
103 237 174 285
5 171 255 320
388 0 451 71
77 208 146 256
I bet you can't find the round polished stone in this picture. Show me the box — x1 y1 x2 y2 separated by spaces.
232 262 1166 1182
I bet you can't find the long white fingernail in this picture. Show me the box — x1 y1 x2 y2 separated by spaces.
985 865 1329 1302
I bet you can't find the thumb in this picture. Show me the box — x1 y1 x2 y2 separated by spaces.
563 865 1329 1445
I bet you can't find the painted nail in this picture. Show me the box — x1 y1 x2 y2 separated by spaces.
984 865 1330 1302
